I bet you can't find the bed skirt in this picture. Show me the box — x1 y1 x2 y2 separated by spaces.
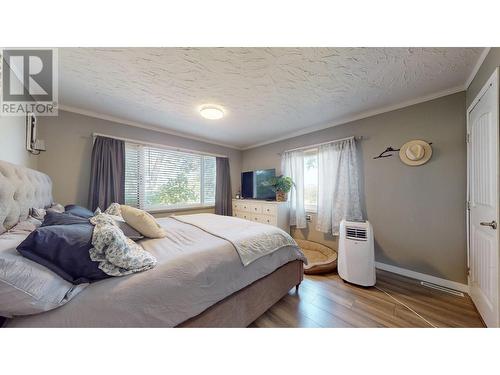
178 260 303 327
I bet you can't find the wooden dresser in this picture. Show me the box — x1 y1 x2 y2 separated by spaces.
232 199 290 233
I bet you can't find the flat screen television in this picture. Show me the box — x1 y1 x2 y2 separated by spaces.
241 169 276 200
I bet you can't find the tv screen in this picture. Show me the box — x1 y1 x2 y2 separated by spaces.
241 171 254 199
241 169 276 200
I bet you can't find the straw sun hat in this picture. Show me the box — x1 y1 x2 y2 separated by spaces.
399 140 433 166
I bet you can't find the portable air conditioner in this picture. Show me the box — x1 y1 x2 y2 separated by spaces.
338 219 376 286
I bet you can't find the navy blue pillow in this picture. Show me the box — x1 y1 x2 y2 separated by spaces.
41 211 90 227
64 204 94 219
17 223 109 284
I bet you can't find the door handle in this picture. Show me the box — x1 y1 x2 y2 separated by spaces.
480 220 497 230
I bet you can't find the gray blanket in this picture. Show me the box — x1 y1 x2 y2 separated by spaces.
7 216 305 327
172 213 299 266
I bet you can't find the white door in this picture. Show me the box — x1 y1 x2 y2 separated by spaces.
467 68 499 327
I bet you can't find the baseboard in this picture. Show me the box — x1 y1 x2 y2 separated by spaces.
375 262 469 294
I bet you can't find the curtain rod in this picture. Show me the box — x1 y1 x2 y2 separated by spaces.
281 135 363 154
92 133 228 158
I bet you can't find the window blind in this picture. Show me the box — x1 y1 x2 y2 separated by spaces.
125 142 216 210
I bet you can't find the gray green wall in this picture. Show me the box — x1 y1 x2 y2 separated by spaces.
467 48 500 107
36 110 242 211
0 115 38 169
242 92 468 283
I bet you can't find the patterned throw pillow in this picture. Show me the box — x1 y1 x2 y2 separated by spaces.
89 213 156 276
104 203 122 217
30 207 47 221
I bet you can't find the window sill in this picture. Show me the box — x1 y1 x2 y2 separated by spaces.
146 205 215 214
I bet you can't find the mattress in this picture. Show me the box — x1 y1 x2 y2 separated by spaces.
6 217 305 327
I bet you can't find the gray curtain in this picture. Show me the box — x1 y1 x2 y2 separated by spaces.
215 157 232 216
316 138 362 234
89 136 125 211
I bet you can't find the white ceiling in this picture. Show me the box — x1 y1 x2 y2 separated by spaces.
59 47 483 149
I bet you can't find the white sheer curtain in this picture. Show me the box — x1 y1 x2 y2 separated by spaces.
281 149 307 229
316 137 362 234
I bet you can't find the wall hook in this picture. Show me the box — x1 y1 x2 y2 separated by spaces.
373 146 400 159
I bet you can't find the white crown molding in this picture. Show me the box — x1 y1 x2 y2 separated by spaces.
242 85 465 150
58 104 242 150
375 262 469 293
465 47 491 89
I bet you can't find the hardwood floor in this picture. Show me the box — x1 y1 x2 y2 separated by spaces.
250 270 485 328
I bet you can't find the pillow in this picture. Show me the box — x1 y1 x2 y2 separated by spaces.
30 207 47 221
89 213 157 276
47 203 65 213
17 223 110 284
8 220 38 234
0 232 86 317
26 216 43 228
50 210 142 241
41 211 90 227
104 203 122 217
108 214 144 241
64 204 94 219
120 205 166 238
8 216 42 235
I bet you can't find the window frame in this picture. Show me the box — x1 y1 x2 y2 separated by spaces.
124 142 217 213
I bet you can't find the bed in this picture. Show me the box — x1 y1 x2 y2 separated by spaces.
0 160 304 327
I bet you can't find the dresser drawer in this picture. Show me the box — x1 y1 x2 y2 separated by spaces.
247 203 262 214
248 214 277 226
260 215 277 226
248 214 261 223
262 204 277 216
232 199 289 233
232 201 245 212
238 202 252 212
234 211 250 220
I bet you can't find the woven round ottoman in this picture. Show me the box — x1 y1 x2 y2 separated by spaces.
295 239 338 275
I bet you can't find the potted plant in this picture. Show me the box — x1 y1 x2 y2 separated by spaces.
264 175 294 202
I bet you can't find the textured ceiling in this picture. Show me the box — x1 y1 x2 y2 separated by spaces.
59 47 483 149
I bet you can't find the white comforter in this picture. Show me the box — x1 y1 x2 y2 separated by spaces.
7 215 305 327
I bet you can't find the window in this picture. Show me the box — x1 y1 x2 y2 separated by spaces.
125 143 216 211
303 148 318 212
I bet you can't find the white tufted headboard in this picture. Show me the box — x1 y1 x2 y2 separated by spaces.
0 160 53 234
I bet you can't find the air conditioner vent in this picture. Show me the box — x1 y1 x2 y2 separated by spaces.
345 226 367 241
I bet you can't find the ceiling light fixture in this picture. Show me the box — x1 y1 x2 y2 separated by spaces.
200 105 224 120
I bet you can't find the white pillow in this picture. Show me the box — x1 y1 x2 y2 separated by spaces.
0 231 86 318
8 217 42 234
47 203 65 213
120 205 166 239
